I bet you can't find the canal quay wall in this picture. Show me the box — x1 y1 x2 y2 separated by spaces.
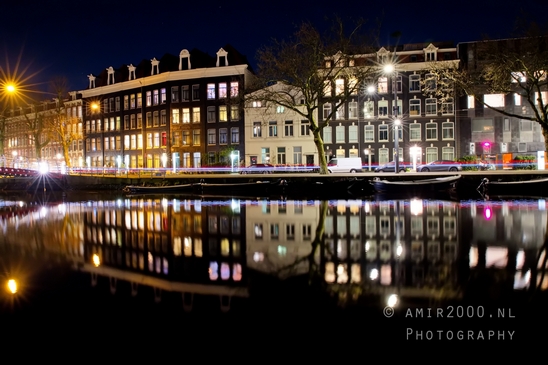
2 169 548 195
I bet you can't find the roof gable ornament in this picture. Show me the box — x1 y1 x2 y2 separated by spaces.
179 49 191 70
151 57 160 75
128 64 136 80
87 74 96 89
216 48 228 67
106 66 115 85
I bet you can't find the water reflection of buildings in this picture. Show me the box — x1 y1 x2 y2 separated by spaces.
246 197 548 304
246 200 320 278
322 199 462 303
461 200 548 291
1 195 547 310
82 197 248 310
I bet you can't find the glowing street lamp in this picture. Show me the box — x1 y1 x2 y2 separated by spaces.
7 279 17 294
5 84 16 94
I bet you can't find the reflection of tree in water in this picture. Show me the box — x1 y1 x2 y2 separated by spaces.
252 199 548 311
464 213 548 308
249 201 338 312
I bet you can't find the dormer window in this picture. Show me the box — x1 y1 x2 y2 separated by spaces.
128 64 136 80
106 66 115 85
151 57 160 75
424 44 439 62
216 48 228 67
179 49 191 70
377 47 390 64
88 74 96 89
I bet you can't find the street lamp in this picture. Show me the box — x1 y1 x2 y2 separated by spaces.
364 146 372 172
384 64 401 173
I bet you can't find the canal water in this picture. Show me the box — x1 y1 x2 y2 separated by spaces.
0 191 546 350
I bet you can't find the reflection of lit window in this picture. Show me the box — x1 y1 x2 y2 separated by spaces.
254 224 263 239
155 257 161 273
380 241 391 261
232 240 240 257
380 264 391 285
253 252 264 262
325 262 335 282
221 263 230 280
173 237 182 256
271 224 279 240
412 241 423 261
486 247 508 268
163 258 168 275
469 246 478 267
194 238 203 257
514 270 530 290
183 237 192 256
209 262 219 280
337 239 347 260
221 238 230 256
148 252 154 272
337 264 348 284
516 250 525 270
139 253 144 270
351 264 360 283
233 264 242 281
125 211 131 229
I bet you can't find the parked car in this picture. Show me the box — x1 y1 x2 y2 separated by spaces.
327 157 363 173
417 160 462 172
374 161 408 173
239 163 275 174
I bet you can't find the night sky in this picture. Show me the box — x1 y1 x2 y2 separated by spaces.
1 0 546 95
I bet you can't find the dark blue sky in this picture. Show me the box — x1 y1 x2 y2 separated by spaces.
1 0 546 95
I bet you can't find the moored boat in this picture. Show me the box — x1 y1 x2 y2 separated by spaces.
370 175 461 196
123 183 198 194
284 178 373 199
196 179 287 197
478 176 548 197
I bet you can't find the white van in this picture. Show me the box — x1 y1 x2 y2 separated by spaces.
327 157 363 173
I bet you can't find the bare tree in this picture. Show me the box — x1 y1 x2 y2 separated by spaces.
247 19 379 174
23 105 49 161
428 25 548 150
46 77 78 168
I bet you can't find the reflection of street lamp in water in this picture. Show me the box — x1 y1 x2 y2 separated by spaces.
383 63 401 173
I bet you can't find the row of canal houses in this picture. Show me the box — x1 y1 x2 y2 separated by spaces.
2 38 545 171
1 195 546 308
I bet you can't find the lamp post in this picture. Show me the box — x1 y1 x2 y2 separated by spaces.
364 146 372 172
384 64 400 173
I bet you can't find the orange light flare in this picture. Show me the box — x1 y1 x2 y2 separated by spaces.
0 47 50 108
